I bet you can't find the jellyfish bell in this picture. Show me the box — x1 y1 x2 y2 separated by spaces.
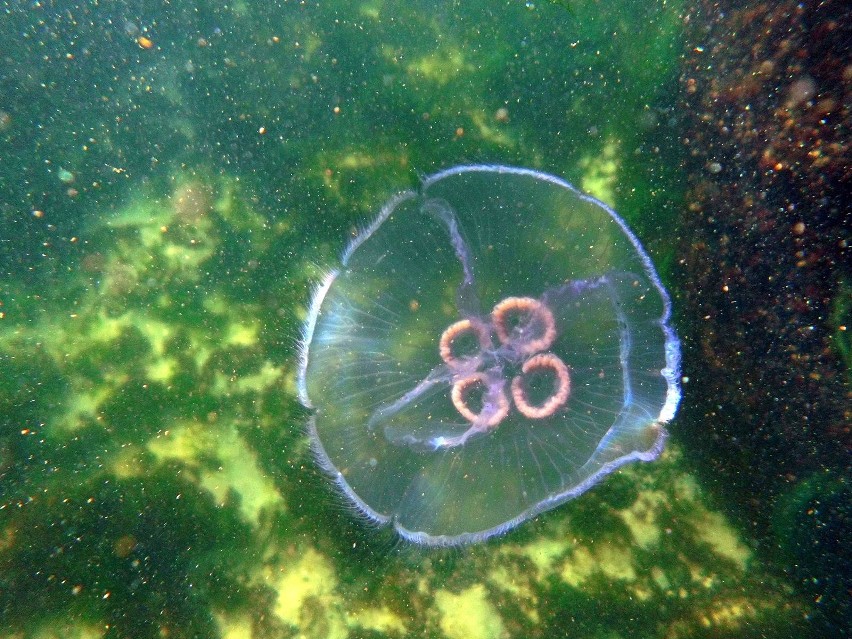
298 164 681 546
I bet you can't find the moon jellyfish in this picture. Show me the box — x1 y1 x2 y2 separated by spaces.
298 165 681 546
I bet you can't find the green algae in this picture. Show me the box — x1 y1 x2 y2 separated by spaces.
0 468 253 639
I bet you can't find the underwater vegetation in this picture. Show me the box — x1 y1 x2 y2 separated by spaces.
0 171 816 638
0 469 253 638
0 0 845 637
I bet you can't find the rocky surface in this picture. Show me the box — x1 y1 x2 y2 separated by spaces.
678 0 851 631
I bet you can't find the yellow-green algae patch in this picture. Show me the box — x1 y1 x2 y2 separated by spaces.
216 612 254 639
486 560 542 624
224 320 260 347
145 355 178 383
357 0 383 20
406 47 474 85
55 377 114 432
468 109 517 149
211 360 283 396
435 584 505 639
253 545 409 639
147 420 285 526
689 510 751 571
268 547 347 639
560 541 638 587
511 536 569 574
460 442 791 636
618 488 667 549
0 306 172 433
578 136 621 207
347 605 408 636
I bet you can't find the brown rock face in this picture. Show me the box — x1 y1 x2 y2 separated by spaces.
678 0 850 628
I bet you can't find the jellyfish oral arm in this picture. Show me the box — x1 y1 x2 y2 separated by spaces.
423 197 482 314
366 365 451 433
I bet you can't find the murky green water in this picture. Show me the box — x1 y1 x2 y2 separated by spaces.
0 1 838 637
